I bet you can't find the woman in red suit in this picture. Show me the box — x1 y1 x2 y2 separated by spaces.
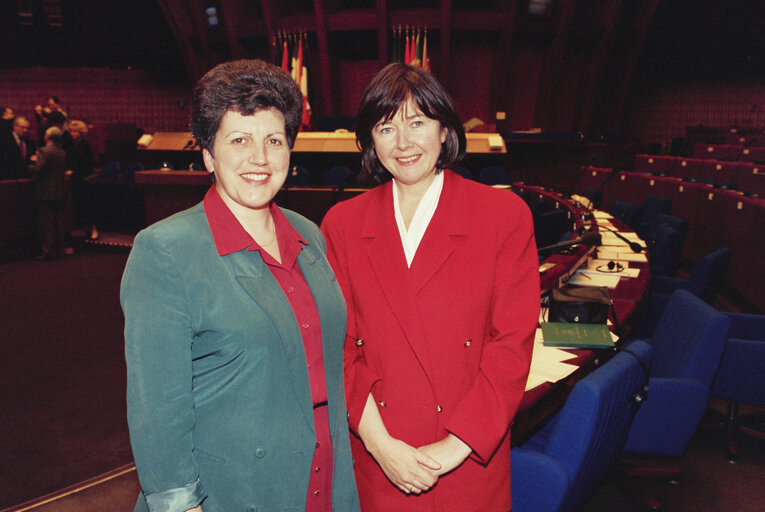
321 63 540 511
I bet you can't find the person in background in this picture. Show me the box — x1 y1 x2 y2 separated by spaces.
121 59 360 512
1 116 33 180
63 119 98 239
321 63 540 511
0 106 14 136
34 95 68 145
29 126 68 260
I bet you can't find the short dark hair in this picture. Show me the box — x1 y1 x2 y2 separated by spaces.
47 96 61 105
191 59 303 154
356 63 466 181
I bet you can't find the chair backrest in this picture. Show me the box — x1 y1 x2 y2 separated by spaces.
99 160 120 180
649 289 730 384
535 209 571 251
543 341 652 511
687 247 732 304
711 313 765 407
650 213 689 275
610 201 644 230
581 188 603 209
648 224 681 277
321 165 351 186
478 166 510 185
122 161 144 182
642 194 672 224
453 166 473 180
285 164 310 186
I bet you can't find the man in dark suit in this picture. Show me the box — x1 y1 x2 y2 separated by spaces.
1 116 33 180
29 126 68 260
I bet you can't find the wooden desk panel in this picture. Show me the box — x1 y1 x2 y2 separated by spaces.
139 131 507 154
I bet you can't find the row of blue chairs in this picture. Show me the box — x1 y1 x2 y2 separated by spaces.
513 288 764 511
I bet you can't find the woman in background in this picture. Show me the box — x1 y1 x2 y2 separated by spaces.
321 63 540 511
63 119 97 239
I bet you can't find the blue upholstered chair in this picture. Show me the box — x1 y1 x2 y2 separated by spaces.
647 224 681 277
624 289 730 456
285 164 310 186
478 165 510 185
453 166 473 180
710 313 765 461
321 165 352 186
651 247 732 305
638 194 672 239
641 213 689 276
610 201 644 231
617 290 730 510
535 209 571 253
511 341 651 512
99 160 120 180
122 161 144 182
581 187 603 209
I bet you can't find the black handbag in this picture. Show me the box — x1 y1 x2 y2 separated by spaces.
548 287 618 330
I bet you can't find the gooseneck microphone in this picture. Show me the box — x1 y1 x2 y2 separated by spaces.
537 230 602 253
596 224 644 253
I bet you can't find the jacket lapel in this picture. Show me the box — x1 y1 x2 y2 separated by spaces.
228 250 315 433
408 171 468 293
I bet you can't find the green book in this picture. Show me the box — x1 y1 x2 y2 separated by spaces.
541 321 615 349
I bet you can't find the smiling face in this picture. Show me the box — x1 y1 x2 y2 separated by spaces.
372 97 447 189
203 108 290 219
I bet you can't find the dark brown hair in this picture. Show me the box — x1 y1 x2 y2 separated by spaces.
356 63 466 181
191 59 303 154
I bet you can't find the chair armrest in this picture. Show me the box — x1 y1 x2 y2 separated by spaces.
624 378 709 457
510 448 569 512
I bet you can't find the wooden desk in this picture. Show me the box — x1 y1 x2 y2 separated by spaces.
139 131 507 154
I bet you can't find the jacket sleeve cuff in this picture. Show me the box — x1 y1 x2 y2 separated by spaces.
145 478 206 512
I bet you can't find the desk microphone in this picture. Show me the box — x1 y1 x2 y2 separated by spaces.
597 224 644 253
537 230 601 253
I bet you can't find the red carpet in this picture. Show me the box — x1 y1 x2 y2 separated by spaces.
0 250 132 509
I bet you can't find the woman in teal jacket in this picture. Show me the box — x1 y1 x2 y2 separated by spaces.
121 59 359 512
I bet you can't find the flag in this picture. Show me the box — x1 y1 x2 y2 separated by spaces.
404 28 412 65
296 37 311 131
281 40 289 72
295 37 304 85
422 29 430 71
300 65 311 131
415 29 422 66
391 26 401 63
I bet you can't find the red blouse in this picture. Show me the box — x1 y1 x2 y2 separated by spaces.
204 186 332 511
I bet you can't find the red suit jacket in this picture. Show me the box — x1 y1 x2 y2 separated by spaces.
322 170 540 511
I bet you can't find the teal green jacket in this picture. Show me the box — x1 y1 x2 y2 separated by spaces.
121 202 359 512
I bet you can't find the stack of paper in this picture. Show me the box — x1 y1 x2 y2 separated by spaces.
525 328 580 390
595 249 648 263
567 270 621 288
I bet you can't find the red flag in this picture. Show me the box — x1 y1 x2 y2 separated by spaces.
296 37 304 85
281 40 289 72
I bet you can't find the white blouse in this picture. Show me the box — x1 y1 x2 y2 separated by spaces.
392 171 444 267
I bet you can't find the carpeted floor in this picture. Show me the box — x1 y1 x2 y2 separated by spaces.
1 247 763 511
0 250 132 510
